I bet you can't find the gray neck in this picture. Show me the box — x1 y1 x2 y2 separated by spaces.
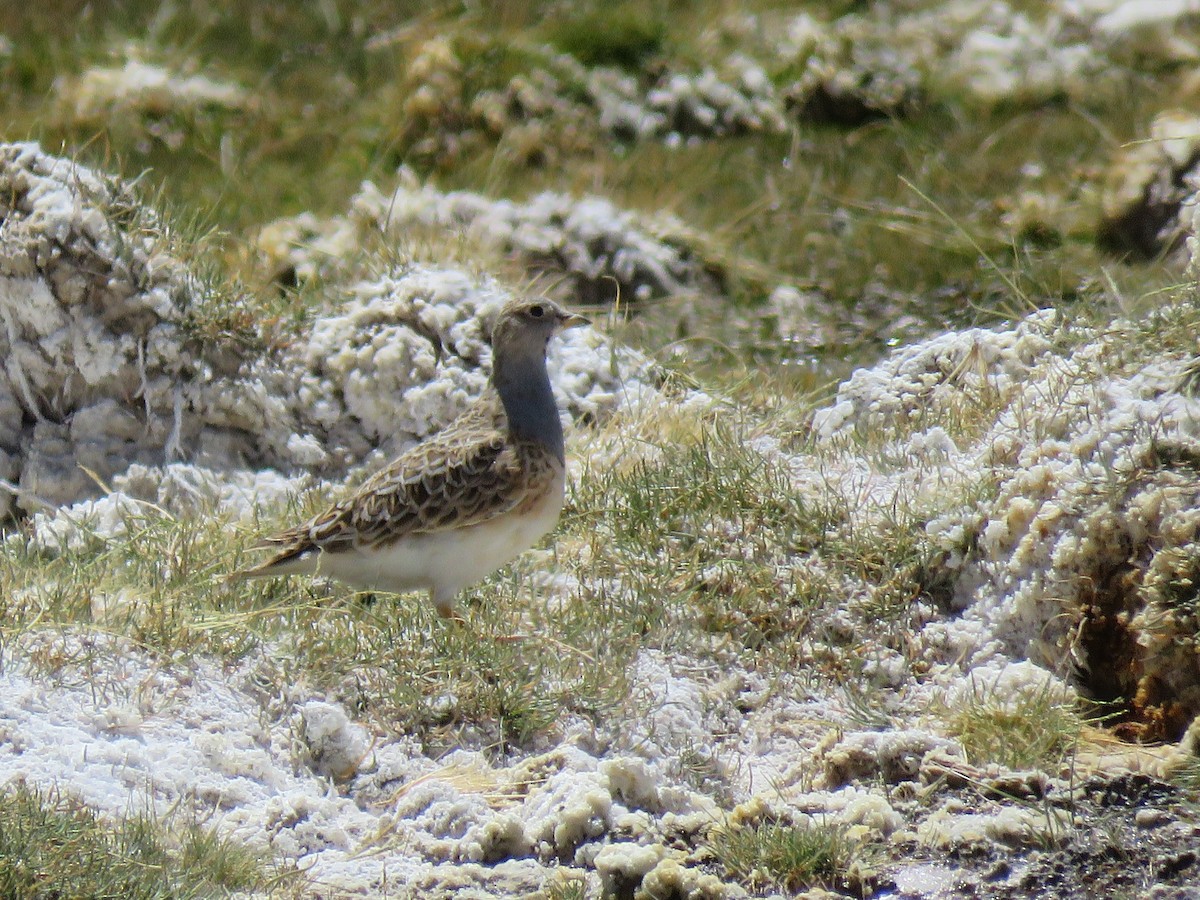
494 352 565 462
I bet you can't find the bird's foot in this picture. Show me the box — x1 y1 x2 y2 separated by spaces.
435 603 466 625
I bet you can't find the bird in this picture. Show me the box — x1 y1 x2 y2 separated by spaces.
241 297 589 618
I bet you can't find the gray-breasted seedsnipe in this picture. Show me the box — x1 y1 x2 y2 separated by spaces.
242 298 589 617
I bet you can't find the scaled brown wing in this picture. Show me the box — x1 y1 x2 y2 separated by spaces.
258 397 542 560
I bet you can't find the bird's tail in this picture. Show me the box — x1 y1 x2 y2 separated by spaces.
226 541 315 586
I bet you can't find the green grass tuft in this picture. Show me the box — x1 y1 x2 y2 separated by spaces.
0 781 292 899
707 819 876 895
943 681 1087 773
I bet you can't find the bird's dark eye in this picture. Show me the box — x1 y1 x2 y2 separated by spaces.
529 304 545 318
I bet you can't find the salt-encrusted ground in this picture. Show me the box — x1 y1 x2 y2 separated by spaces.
255 172 722 308
8 4 1200 888
13 311 1200 898
4 139 1200 898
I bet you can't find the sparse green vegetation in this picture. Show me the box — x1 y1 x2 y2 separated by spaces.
943 681 1088 772
543 870 589 900
0 781 290 899
707 819 877 895
568 416 850 662
1171 755 1200 794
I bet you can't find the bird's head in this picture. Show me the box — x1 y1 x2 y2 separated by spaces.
489 299 589 361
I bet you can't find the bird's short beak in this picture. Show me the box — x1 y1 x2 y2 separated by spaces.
560 312 590 329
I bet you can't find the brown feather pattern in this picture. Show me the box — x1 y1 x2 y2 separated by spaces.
252 393 561 571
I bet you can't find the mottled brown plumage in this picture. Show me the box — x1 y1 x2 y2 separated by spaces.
242 298 588 616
